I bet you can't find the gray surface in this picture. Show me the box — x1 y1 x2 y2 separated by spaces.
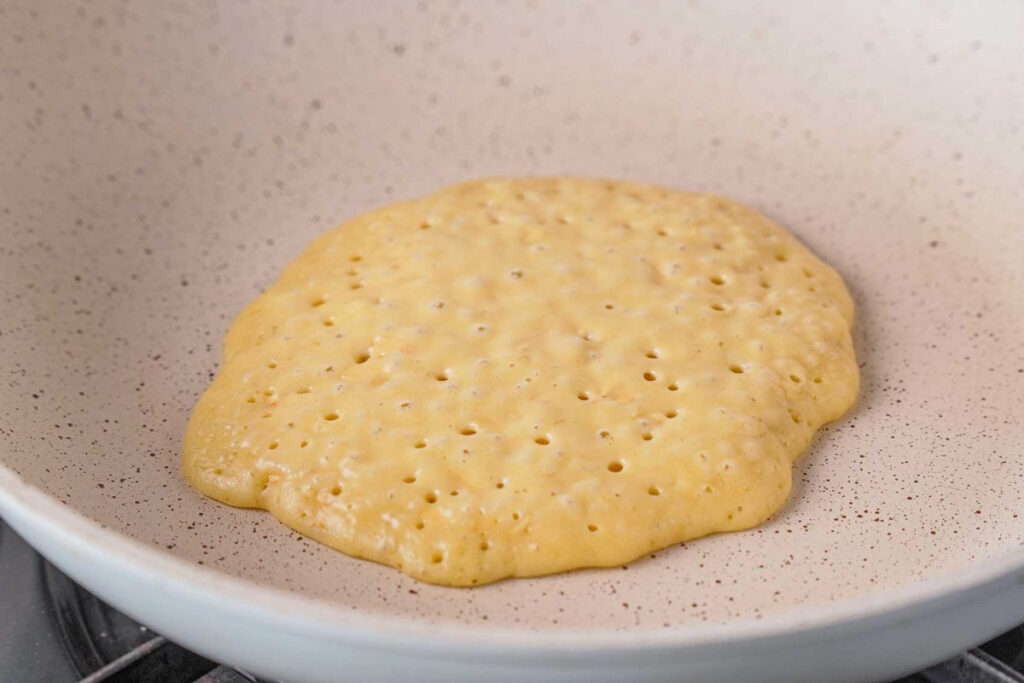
917 650 1024 683
0 521 77 683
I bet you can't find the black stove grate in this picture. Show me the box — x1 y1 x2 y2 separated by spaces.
41 560 251 682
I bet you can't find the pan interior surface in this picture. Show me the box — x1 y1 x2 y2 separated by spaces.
0 0 1022 637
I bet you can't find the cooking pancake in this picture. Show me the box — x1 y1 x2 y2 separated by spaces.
183 177 858 586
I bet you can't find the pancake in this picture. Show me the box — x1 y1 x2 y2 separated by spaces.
183 178 858 586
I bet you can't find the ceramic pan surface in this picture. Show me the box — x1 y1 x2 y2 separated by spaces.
1 2 1023 681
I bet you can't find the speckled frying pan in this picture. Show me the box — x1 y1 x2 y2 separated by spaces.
1 2 1023 682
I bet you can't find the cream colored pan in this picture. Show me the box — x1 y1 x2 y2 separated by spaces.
1 2 1022 681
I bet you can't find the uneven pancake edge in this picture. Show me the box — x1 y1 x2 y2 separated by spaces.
183 177 858 586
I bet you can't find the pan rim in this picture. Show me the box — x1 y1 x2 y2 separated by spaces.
1 461 1022 655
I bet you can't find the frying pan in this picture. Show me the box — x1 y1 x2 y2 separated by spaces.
2 2 1023 681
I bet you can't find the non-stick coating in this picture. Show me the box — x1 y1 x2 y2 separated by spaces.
1 0 1022 636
